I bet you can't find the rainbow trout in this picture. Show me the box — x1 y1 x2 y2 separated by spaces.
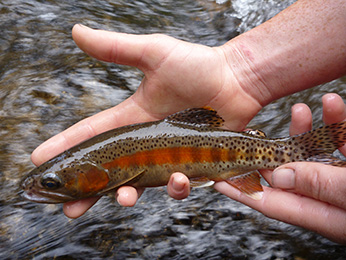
22 108 346 203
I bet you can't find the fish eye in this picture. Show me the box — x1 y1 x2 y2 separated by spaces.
41 173 61 190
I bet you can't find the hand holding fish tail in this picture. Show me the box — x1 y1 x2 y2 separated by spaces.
215 93 346 244
272 93 346 210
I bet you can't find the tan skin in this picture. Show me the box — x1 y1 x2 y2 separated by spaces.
31 0 346 244
215 94 346 244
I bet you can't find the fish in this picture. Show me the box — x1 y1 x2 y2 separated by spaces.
21 107 346 203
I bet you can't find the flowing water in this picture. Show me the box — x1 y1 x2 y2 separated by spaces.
0 0 346 259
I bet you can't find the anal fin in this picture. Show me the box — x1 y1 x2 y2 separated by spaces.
226 171 263 200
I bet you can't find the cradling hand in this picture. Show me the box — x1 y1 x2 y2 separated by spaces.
215 93 346 244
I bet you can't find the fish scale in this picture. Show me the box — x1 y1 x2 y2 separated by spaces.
21 107 346 203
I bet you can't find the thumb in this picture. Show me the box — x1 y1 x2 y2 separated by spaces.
167 172 190 200
271 162 346 209
72 24 176 71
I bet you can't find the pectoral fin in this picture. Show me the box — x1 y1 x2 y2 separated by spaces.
226 171 263 200
190 177 215 188
99 169 146 194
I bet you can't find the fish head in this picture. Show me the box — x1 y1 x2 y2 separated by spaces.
21 156 110 203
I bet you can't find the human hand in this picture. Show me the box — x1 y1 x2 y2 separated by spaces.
214 93 346 244
30 24 263 218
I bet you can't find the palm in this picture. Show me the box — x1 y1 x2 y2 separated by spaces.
133 40 225 116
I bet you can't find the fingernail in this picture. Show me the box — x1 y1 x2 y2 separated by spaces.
172 176 185 192
272 168 295 189
77 24 90 29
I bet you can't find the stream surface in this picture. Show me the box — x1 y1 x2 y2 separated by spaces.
1 0 346 259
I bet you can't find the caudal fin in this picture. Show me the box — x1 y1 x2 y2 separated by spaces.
290 121 346 167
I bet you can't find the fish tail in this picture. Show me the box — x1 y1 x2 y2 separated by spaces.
290 121 346 166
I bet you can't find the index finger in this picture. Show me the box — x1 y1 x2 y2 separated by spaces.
322 93 346 155
214 182 346 244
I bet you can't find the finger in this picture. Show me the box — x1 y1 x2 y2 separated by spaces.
322 93 346 155
116 186 144 207
63 196 100 219
63 186 144 219
322 93 346 124
72 24 178 72
289 103 312 135
271 162 346 209
166 172 190 200
214 182 346 244
262 103 312 183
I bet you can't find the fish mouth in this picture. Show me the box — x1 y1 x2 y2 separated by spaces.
22 189 74 204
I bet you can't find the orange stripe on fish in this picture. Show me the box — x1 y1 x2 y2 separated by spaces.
102 147 236 170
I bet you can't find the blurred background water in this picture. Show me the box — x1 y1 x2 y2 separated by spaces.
0 0 346 259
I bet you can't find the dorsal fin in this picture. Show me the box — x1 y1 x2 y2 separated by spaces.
164 107 224 128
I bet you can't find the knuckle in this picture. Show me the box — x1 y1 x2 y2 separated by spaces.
297 164 346 208
297 165 331 201
309 169 324 200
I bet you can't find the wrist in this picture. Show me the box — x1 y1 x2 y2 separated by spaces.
207 45 263 131
220 38 274 108
220 0 346 107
